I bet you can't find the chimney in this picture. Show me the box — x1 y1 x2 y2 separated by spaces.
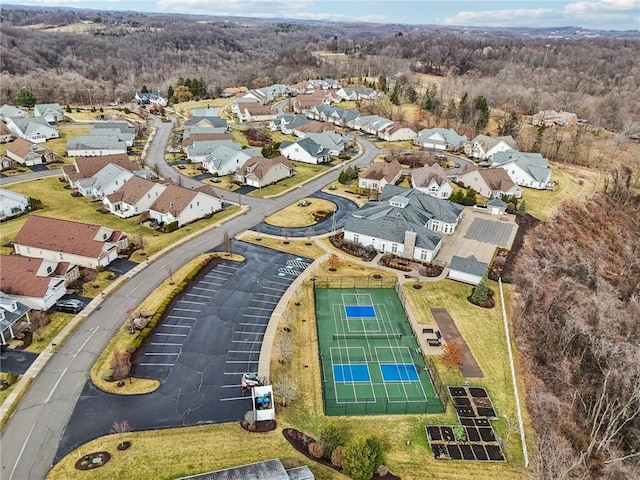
403 231 417 258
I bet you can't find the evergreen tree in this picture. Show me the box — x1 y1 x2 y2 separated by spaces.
342 436 384 480
471 273 489 303
378 75 388 93
140 85 149 93
167 85 174 101
472 95 490 131
390 86 400 106
463 188 477 206
457 92 471 124
15 87 37 108
516 199 527 216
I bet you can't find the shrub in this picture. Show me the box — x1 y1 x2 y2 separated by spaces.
331 446 344 467
342 436 384 480
377 465 389 476
308 442 325 459
320 423 346 459
471 274 489 303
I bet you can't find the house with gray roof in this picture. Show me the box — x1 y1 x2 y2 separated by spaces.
33 103 65 124
269 114 310 134
343 185 464 262
183 127 229 138
305 131 346 155
184 116 228 128
201 144 259 176
0 105 29 122
92 121 136 136
0 188 30 220
490 150 552 190
280 137 330 164
350 115 394 135
67 135 127 156
185 140 236 163
77 163 134 199
336 87 380 101
89 127 134 147
414 128 467 151
175 458 314 480
411 163 453 199
464 135 518 160
0 293 31 345
189 106 220 117
308 78 342 90
6 117 59 143
448 255 488 285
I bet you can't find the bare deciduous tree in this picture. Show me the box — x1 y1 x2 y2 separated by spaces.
273 373 299 407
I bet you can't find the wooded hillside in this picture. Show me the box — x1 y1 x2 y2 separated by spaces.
512 194 640 479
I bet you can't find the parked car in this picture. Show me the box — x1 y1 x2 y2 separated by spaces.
241 372 262 390
55 298 85 314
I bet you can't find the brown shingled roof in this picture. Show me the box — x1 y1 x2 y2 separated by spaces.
182 133 233 147
149 184 199 216
237 155 293 180
106 176 158 205
0 120 11 136
5 137 51 160
411 163 447 188
66 154 136 182
0 255 65 298
296 121 336 134
241 103 274 116
476 168 517 191
13 216 125 259
360 159 402 183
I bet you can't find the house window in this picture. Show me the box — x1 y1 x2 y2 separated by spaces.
391 243 398 254
353 234 360 243
59 253 63 260
420 251 429 261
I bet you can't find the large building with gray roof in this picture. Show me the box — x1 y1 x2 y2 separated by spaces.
343 185 464 262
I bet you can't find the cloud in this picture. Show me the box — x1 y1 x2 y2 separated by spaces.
156 0 316 17
444 8 557 27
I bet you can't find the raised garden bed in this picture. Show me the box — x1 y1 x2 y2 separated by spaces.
75 452 111 470
329 233 377 261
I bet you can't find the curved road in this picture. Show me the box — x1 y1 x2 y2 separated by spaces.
0 117 380 480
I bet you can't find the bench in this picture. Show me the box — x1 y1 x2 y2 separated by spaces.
428 338 441 347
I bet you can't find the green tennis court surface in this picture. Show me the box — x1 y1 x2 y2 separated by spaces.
315 288 444 415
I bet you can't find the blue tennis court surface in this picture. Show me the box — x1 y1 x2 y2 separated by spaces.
333 364 371 382
380 364 419 382
345 305 376 318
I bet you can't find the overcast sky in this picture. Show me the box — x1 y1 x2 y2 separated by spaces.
11 0 640 30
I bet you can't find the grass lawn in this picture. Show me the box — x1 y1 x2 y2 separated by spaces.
321 181 370 206
0 177 241 260
238 234 327 259
264 198 336 228
521 162 598 221
375 139 415 150
247 161 331 198
25 312 75 353
0 374 20 404
171 98 233 116
171 163 204 177
203 175 240 192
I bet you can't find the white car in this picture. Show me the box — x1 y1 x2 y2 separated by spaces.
241 373 261 389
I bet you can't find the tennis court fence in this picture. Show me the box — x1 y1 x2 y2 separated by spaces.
312 275 397 289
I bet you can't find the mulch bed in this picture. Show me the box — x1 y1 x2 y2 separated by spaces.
239 420 277 433
467 288 495 308
282 428 400 479
75 451 111 470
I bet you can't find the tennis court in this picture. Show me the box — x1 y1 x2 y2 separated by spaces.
315 288 444 415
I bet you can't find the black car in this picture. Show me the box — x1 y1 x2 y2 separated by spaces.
55 298 85 314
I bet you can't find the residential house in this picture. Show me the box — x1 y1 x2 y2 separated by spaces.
0 256 79 311
350 115 388 132
12 216 128 269
6 117 59 143
185 139 236 163
181 133 233 148
308 78 342 90
464 135 518 160
343 185 464 262
490 150 552 190
279 137 330 164
134 92 167 106
92 121 136 137
77 163 135 199
188 106 220 117
336 87 380 101
231 96 260 116
201 144 259 176
0 189 30 220
0 105 29 122
67 135 127 157
292 91 338 113
103 176 166 218
380 123 417 142
293 120 336 138
269 114 310 134
0 120 13 143
411 163 453 199
33 103 65 124
221 86 248 98
89 127 134 147
62 153 136 188
305 131 346 155
358 160 402 193
235 156 295 188
237 103 277 123
5 138 57 166
148 185 222 228
457 165 522 198
448 255 488 285
325 107 359 127
0 293 31 345
532 110 578 127
414 128 467 151
184 116 228 129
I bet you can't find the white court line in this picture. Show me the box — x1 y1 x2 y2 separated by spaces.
161 324 192 328
219 396 252 402
156 333 188 337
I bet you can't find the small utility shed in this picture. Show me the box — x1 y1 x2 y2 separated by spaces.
487 198 508 215
176 459 314 480
448 255 488 285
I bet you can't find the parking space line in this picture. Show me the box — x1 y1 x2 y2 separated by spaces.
139 363 174 366
219 396 252 402
191 286 216 292
178 300 206 305
156 333 188 337
185 293 210 299
227 350 260 353
256 293 281 298
150 342 182 346
144 352 180 356
162 324 191 328
247 306 273 311
267 279 291 286
221 384 241 388
231 340 262 343
198 280 224 286
242 315 269 319
252 299 278 305
166 315 197 320
263 286 286 292
234 331 264 335
239 322 268 326
172 307 201 313
225 360 259 364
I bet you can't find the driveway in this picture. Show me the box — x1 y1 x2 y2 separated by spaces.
106 258 138 275
0 349 39 375
55 241 311 461
252 191 359 237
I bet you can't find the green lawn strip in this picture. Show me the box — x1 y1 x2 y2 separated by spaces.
171 98 233 116
403 279 530 464
0 374 21 404
230 128 249 146
247 161 331 198
1 177 241 262
264 198 335 228
238 234 326 259
25 312 72 353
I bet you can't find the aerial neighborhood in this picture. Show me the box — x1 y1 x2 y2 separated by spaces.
0 7 637 480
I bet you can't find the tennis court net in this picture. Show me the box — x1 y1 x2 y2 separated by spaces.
333 333 402 341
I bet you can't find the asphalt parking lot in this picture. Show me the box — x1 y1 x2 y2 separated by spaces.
55 241 311 461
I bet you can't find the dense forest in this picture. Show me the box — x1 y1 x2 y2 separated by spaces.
1 7 639 133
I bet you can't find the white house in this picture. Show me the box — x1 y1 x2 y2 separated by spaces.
411 163 453 199
279 137 330 164
12 216 129 269
358 160 402 193
414 128 467 151
343 185 464 263
62 153 136 188
77 163 135 199
103 176 166 218
0 293 31 345
457 165 522 198
379 123 417 142
238 103 277 123
235 156 295 188
305 131 346 155
464 135 518 160
33 103 65 124
490 150 552 190
0 256 77 311
0 121 13 143
448 255 488 285
185 140 236 163
5 138 57 166
336 87 379 101
532 110 578 127
134 92 167 106
0 188 29 220
67 135 127 157
200 144 257 176
0 105 29 122
89 127 134 147
148 185 222 228
6 117 59 143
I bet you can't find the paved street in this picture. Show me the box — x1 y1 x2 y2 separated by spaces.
0 117 380 480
